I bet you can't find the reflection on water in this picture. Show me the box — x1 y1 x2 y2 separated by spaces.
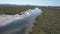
0 8 42 34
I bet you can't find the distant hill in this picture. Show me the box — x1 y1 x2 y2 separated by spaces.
0 4 34 7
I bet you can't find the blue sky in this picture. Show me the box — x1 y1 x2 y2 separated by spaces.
0 0 60 6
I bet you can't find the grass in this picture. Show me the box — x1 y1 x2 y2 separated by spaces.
31 7 60 34
0 6 36 15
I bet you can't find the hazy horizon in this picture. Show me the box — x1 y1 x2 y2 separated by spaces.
0 0 60 6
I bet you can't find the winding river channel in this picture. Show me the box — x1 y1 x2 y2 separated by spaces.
0 8 42 34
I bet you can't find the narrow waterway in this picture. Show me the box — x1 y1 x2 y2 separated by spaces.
0 8 42 34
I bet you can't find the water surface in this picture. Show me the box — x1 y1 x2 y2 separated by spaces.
0 8 42 34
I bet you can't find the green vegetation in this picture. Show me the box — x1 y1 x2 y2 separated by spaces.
31 7 60 34
0 6 36 14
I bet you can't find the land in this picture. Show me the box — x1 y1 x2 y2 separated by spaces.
0 5 60 34
0 6 37 15
30 7 60 34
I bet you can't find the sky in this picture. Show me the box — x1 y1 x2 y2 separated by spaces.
0 0 60 6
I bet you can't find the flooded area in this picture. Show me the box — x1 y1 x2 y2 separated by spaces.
0 8 42 34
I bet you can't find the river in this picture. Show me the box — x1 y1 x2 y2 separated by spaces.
0 8 42 34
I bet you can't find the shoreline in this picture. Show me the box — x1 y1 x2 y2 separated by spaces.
31 7 60 34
